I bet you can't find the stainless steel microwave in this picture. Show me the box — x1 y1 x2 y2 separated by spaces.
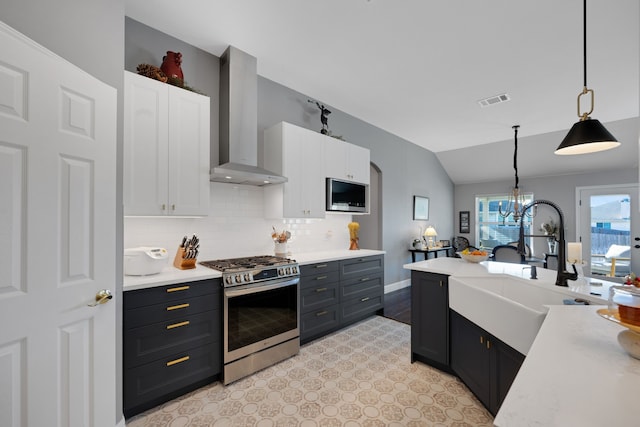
326 178 368 213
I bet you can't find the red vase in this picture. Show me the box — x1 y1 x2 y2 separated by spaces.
160 51 184 83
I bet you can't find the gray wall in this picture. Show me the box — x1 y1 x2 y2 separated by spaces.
1 0 125 423
455 167 638 257
125 18 456 287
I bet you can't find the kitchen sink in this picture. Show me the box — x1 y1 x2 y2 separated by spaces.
449 275 584 355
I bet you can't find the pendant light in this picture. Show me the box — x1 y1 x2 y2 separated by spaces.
555 0 619 155
498 125 532 223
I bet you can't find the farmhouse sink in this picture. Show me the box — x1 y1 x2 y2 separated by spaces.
449 275 582 355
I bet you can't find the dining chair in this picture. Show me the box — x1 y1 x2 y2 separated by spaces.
491 245 524 264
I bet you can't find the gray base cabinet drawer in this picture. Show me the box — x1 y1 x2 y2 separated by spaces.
301 304 340 341
341 293 383 324
300 260 339 277
341 274 383 300
124 310 220 368
340 255 383 280
124 343 220 413
125 279 217 309
124 293 220 330
301 281 339 313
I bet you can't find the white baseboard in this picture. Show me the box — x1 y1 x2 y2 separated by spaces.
384 279 410 294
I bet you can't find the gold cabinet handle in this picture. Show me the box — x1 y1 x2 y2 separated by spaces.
315 287 328 292
162 204 166 210
316 275 327 280
166 285 190 293
316 310 328 317
166 303 190 311
486 340 491 350
166 320 190 330
315 264 327 269
360 297 370 302
480 336 484 344
171 204 176 211
166 355 190 367
360 277 369 282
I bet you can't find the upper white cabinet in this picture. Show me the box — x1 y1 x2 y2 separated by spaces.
324 137 370 184
264 122 326 218
123 71 210 216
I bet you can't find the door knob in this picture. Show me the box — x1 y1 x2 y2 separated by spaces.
88 289 113 307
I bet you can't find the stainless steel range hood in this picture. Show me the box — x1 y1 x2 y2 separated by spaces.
210 46 287 186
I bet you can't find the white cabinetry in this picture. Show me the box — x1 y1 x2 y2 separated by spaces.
324 137 370 184
264 122 325 218
124 71 210 216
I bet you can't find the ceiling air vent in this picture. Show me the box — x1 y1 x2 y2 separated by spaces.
478 93 511 108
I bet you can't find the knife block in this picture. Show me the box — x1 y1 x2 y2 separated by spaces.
173 247 196 270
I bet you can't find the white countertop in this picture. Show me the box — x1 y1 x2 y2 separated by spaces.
403 257 615 304
494 305 640 426
124 249 385 291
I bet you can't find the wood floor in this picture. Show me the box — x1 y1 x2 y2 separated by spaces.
383 286 411 324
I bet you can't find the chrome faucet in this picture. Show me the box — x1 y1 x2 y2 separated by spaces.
517 199 578 287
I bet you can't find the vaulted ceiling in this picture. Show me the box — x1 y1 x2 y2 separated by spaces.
125 0 639 183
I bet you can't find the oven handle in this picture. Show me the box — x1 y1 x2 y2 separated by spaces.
224 277 300 297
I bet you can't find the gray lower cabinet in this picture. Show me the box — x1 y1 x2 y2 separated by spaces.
123 279 222 418
300 255 384 343
410 271 525 415
450 309 525 416
410 271 450 371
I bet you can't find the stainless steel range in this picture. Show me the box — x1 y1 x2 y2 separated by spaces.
200 255 300 385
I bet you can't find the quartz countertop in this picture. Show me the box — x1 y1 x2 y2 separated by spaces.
403 257 614 304
124 249 385 291
494 305 640 426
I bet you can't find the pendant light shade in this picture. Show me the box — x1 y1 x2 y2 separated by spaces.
555 118 620 155
555 0 619 155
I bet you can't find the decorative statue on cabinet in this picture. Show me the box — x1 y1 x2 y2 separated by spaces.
308 99 331 135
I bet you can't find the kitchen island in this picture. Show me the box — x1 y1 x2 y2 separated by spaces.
404 257 640 425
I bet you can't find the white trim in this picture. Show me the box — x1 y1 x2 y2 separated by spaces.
385 279 410 293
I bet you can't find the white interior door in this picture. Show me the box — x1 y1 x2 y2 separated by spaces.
578 185 639 280
0 21 117 426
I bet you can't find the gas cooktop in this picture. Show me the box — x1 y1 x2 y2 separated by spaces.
200 255 295 272
199 255 299 287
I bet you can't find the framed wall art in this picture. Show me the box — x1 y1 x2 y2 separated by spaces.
459 210 470 234
413 196 429 220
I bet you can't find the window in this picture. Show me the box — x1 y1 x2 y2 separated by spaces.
475 194 534 251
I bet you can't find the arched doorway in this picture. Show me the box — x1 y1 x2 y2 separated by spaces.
358 162 382 250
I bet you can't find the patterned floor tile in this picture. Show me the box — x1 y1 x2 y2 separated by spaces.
126 316 493 426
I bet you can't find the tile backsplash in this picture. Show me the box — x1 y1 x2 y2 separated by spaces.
124 182 353 260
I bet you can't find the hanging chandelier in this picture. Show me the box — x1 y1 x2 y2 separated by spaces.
498 125 533 224
555 0 619 155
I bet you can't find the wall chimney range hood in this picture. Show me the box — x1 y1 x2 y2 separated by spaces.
210 46 287 186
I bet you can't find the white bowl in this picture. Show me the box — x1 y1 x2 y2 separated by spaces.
458 252 490 263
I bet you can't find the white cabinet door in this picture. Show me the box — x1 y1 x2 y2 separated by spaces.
167 84 210 216
346 143 370 184
264 122 325 218
0 21 117 426
123 71 169 215
124 71 210 216
324 137 348 181
324 136 370 184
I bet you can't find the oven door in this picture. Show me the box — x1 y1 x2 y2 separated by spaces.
223 276 299 364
